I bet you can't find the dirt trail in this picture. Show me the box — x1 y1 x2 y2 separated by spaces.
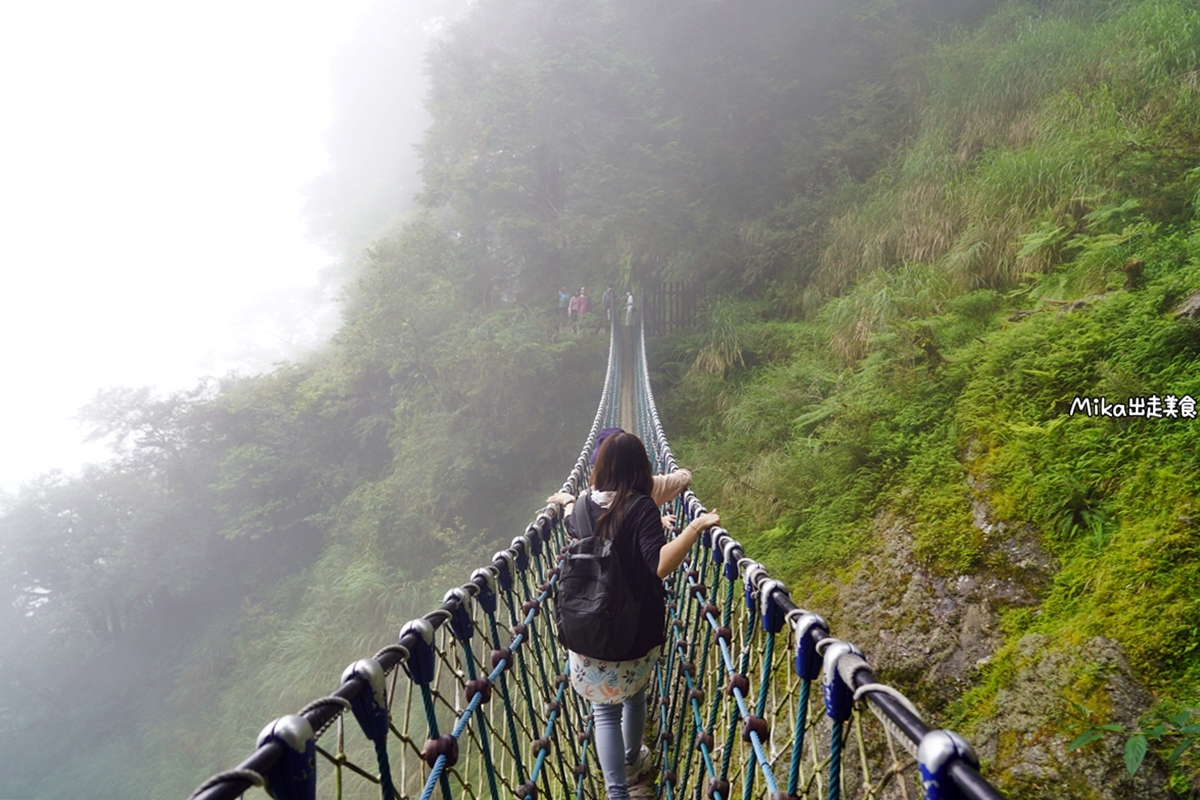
619 329 635 433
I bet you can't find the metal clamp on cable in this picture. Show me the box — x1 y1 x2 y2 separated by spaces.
918 730 979 800
256 715 316 800
834 645 871 699
793 612 829 680
759 578 788 634
399 618 436 686
721 536 741 580
492 550 516 591
510 535 532 569
742 560 766 609
472 566 498 613
711 529 728 566
524 523 544 555
443 587 475 641
341 658 389 743
821 640 863 722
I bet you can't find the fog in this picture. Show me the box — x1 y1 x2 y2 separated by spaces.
0 0 458 494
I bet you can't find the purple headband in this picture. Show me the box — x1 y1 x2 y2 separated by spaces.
590 427 625 464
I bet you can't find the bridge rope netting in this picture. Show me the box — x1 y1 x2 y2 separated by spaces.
189 316 1006 800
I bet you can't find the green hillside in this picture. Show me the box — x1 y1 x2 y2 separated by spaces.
660 1 1200 795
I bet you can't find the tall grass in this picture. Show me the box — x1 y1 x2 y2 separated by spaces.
818 0 1200 295
689 297 752 378
821 261 958 364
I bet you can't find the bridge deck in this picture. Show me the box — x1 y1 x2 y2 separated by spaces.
619 327 635 432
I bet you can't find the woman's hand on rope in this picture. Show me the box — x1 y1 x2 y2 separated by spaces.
661 513 676 531
657 509 719 579
692 511 720 532
546 491 575 506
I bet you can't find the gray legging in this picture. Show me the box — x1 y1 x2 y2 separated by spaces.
591 688 647 800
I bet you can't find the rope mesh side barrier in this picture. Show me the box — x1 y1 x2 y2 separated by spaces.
188 314 1005 800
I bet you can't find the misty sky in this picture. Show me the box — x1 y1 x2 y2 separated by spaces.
0 1 392 493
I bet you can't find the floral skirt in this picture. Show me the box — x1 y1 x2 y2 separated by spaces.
568 647 661 705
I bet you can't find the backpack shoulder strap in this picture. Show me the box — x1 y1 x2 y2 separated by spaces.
572 490 594 540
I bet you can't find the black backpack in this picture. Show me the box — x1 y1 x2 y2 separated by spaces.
554 493 644 661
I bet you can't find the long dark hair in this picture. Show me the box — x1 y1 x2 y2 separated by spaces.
590 431 653 541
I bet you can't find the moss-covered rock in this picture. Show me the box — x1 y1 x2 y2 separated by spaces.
819 502 1054 714
975 635 1165 799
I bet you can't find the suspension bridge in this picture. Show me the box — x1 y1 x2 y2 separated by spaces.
188 315 1006 800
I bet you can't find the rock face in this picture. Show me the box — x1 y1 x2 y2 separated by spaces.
818 494 1169 798
828 506 1055 713
972 635 1164 800
1173 289 1200 319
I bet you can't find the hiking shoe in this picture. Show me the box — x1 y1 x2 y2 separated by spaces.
625 744 653 783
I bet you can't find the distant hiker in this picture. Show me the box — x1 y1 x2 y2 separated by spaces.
559 287 570 320
547 432 717 800
568 291 581 326
625 291 635 327
578 287 591 318
602 286 614 321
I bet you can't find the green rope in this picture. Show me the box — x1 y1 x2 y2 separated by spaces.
374 738 396 800
514 571 547 739
829 718 843 800
788 680 811 797
460 638 501 800
544 522 585 794
485 606 528 789
418 683 452 800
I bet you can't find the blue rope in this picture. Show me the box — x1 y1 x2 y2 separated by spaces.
418 753 449 800
756 633 774 718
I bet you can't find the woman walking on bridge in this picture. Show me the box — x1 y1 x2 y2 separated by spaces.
548 431 718 800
